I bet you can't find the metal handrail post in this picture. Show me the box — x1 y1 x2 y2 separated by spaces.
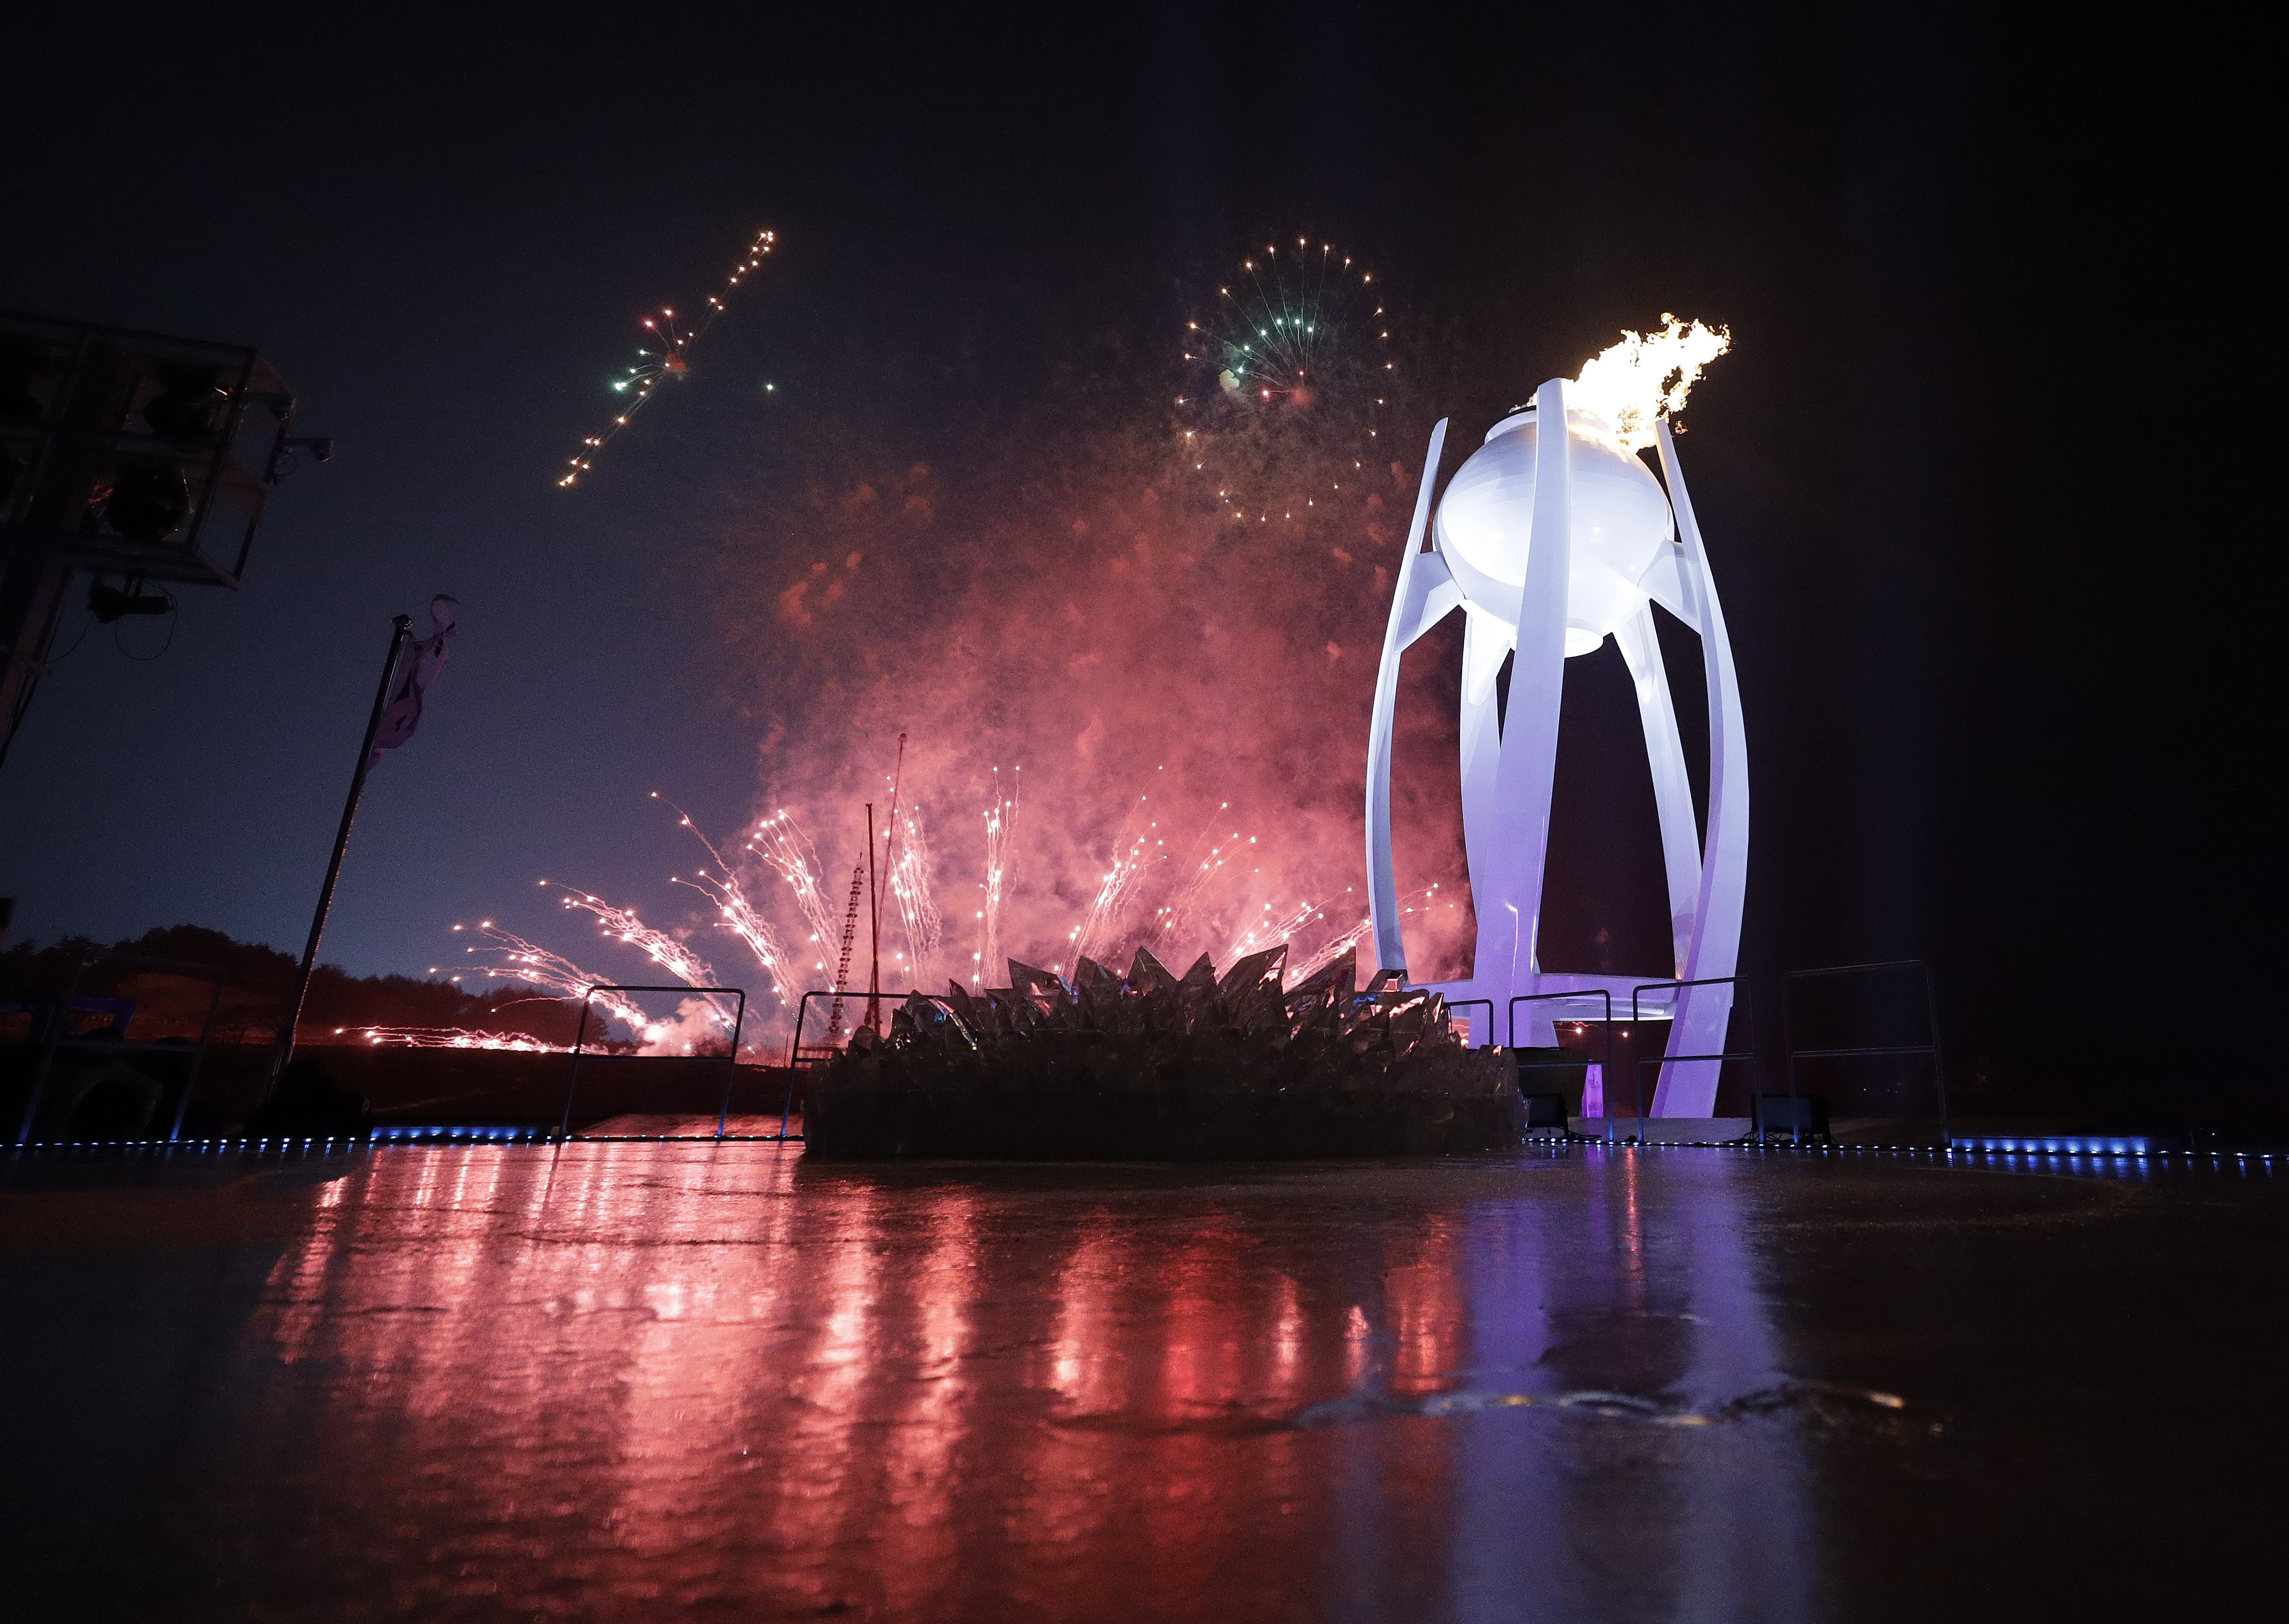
780 994 812 1140
1780 960 1946 1143
1446 997 1494 1049
1781 975 1802 1105
558 995 595 1138
1510 989 1613 1144
165 968 228 1143
557 982 746 1140
713 989 748 1141
10 984 67 1146
1632 1007 1644 1129
1630 975 1756 1135
781 989 844 1140
1924 961 1948 1145
780 988 977 1143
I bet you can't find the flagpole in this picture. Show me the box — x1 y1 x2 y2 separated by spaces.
265 612 413 1095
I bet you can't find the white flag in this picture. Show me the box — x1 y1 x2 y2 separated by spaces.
369 596 457 767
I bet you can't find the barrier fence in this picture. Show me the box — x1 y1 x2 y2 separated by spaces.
1632 975 1757 1129
560 983 749 1139
780 988 975 1141
1511 989 1617 1143
1781 959 1946 1143
4 959 1959 1152
1445 998 1494 1050
7 954 227 1146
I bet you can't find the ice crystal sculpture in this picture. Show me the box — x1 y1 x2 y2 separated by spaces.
804 945 1524 1159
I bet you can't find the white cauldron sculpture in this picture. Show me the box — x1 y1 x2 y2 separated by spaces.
1364 374 1747 1117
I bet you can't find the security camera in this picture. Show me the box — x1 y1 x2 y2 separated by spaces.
265 434 334 483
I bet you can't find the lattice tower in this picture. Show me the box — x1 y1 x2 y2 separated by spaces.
826 861 865 1041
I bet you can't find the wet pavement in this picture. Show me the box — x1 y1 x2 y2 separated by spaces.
1 1143 2279 1622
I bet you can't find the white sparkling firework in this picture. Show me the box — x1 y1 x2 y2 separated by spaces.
655 796 800 1012
1223 892 1326 968
451 921 654 1037
1184 238 1388 408
559 228 777 487
889 803 941 972
540 880 721 992
974 767 1018 985
1146 805 1239 953
747 807 842 948
457 760 1430 1045
1286 913 1373 985
1071 792 1169 968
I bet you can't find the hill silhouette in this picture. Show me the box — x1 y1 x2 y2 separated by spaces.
0 924 579 1046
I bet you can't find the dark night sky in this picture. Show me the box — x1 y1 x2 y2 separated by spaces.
0 4 2268 1097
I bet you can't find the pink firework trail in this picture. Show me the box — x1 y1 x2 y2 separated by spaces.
1289 913 1374 984
540 881 722 992
331 1026 569 1053
462 901 758 1056
1070 791 1167 969
671 864 796 1015
449 920 652 1035
971 767 1018 986
1224 891 1330 967
1279 883 1441 987
888 803 941 978
653 796 800 1016
746 809 843 955
1148 805 1242 952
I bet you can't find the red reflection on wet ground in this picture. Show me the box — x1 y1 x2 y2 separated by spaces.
198 1146 1768 1618
5 1143 2281 1621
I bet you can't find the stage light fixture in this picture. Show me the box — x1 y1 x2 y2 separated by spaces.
2 309 318 774
103 459 191 541
139 364 229 446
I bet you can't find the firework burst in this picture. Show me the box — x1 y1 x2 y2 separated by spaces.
451 756 1447 1055
332 1026 569 1053
559 227 777 488
540 880 722 991
1175 237 1396 526
1146 803 1238 952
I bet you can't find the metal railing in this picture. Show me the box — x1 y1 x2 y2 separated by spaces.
1444 997 1494 1049
781 988 975 1141
7 954 227 1145
1510 989 1615 1144
560 984 748 1139
1781 960 1946 1143
1631 976 1757 1133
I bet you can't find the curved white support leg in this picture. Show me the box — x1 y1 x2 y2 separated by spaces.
1478 379 1573 1022
1651 421 1749 1116
1614 604 1701 977
1365 419 1453 974
1456 605 1508 921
